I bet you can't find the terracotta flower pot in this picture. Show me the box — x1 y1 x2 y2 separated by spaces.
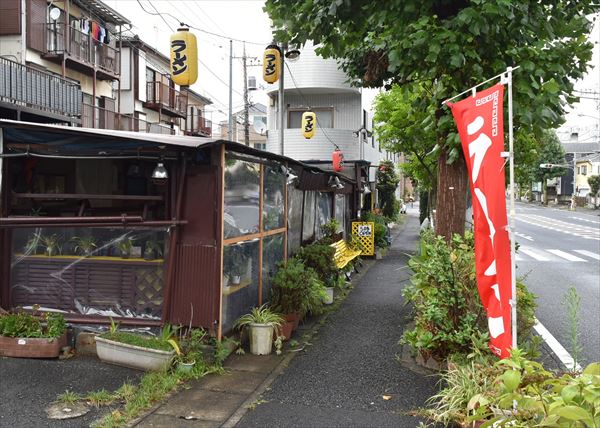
275 320 294 341
285 313 300 331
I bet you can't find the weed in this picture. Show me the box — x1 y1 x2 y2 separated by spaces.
246 398 267 410
562 286 583 370
57 390 81 405
86 389 114 407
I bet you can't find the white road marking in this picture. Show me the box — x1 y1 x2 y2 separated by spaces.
515 232 534 241
534 319 581 371
519 247 550 261
573 250 600 261
570 216 600 225
546 249 587 262
516 214 600 241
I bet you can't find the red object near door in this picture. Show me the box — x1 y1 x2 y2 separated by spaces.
332 150 344 172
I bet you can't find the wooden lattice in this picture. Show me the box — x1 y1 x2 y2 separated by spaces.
351 222 375 256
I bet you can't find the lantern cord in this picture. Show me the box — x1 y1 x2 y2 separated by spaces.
284 62 341 151
136 0 268 46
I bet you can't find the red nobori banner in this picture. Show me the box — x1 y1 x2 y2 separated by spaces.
449 83 512 358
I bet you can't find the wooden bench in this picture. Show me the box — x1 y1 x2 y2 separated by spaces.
330 239 362 271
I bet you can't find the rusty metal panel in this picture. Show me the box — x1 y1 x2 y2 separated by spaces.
169 243 218 329
27 0 47 53
0 0 21 35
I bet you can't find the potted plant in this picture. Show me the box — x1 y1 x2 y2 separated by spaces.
0 310 67 358
269 258 328 336
115 237 134 259
174 327 211 372
234 305 284 355
71 235 98 257
295 243 337 306
26 232 62 257
143 240 163 261
94 319 177 371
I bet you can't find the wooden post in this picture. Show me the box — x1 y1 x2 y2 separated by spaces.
217 145 225 341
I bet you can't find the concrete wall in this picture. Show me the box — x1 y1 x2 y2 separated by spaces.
0 35 23 62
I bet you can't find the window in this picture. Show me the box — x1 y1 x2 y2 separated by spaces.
288 108 333 129
582 165 587 175
577 166 580 174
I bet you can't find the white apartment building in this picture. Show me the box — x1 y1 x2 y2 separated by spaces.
265 42 398 184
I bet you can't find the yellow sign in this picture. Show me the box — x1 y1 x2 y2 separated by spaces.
352 221 375 256
170 28 198 86
302 111 316 139
263 45 281 84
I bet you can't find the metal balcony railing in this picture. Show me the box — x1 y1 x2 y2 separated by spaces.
82 103 175 135
185 107 212 137
45 23 120 76
0 56 82 119
146 81 188 117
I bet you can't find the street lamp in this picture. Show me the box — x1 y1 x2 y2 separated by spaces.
263 43 301 155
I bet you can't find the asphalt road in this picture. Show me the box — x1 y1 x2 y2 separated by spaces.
0 355 142 428
513 201 600 367
237 214 437 427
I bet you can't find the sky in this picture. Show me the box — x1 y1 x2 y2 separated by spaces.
104 1 599 141
103 0 274 127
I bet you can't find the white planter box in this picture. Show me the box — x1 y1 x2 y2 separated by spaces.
323 287 334 305
95 336 175 371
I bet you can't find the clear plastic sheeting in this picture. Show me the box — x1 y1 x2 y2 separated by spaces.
224 155 260 239
263 163 285 231
287 185 304 255
316 192 332 239
262 233 284 303
9 227 167 320
221 240 260 333
335 194 345 236
302 191 316 243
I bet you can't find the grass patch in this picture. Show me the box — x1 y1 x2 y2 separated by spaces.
100 332 173 352
57 390 81 405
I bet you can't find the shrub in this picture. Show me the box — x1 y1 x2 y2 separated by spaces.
295 243 337 286
425 350 600 426
0 311 66 338
269 258 328 316
401 231 537 361
362 212 390 248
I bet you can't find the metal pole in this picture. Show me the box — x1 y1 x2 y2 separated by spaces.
243 43 250 146
228 39 233 141
507 66 517 350
278 43 286 155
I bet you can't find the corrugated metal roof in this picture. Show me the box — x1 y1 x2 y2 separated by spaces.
561 141 600 154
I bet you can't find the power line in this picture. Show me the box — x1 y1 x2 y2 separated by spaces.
135 0 268 46
136 0 174 32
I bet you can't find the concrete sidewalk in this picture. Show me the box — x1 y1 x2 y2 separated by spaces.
133 213 437 427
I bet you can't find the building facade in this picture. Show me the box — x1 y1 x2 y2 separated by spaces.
264 42 398 182
0 0 212 137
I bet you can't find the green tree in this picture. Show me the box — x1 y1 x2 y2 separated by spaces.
376 160 400 220
533 131 567 205
373 83 437 191
588 175 600 208
264 0 596 240
514 130 541 201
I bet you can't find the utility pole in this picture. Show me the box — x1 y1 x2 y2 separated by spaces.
228 39 233 141
278 42 286 156
243 43 250 146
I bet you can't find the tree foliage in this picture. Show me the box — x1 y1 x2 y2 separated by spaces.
373 83 437 190
265 0 596 237
376 160 400 220
533 131 567 182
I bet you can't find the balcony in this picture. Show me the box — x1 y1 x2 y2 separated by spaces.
0 57 81 123
144 81 188 118
43 23 120 80
81 103 175 135
184 107 212 137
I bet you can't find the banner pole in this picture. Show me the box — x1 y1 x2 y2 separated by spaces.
507 66 517 351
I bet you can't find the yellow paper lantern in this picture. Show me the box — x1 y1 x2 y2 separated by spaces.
302 111 316 139
263 44 281 84
170 27 198 86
